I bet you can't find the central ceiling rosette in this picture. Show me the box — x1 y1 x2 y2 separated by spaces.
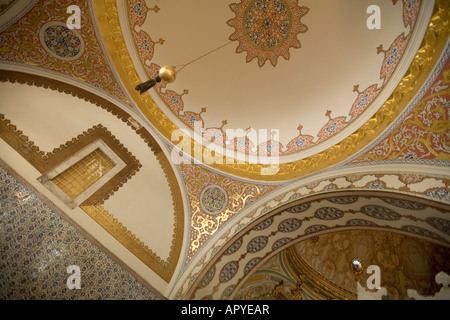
227 0 309 67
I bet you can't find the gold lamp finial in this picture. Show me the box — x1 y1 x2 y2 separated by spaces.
135 65 177 94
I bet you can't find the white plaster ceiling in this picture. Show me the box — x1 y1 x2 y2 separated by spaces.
124 0 432 162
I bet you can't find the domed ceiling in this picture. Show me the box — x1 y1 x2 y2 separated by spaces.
109 0 433 179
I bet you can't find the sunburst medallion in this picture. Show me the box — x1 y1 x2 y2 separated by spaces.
227 0 309 67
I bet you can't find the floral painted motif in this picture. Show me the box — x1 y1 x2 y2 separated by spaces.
378 34 409 85
316 111 348 143
349 84 380 120
0 0 130 105
284 126 315 153
315 207 345 220
0 165 161 300
179 112 204 129
128 0 150 27
361 205 401 220
41 23 83 60
402 0 420 29
133 30 163 64
247 236 269 253
244 257 262 275
277 218 302 232
228 136 256 154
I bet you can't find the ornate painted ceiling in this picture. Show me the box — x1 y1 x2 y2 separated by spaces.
234 228 450 300
0 0 449 300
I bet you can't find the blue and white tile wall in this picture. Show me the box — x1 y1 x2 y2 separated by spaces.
0 164 162 300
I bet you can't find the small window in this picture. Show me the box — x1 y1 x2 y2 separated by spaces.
51 148 115 200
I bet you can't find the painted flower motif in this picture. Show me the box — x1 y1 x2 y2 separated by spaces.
407 0 417 9
402 151 418 159
237 140 248 148
244 0 290 50
140 39 150 52
170 95 179 105
133 3 143 16
212 131 222 139
376 250 399 270
399 174 424 184
227 0 309 67
43 25 82 59
128 0 149 27
425 188 450 201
